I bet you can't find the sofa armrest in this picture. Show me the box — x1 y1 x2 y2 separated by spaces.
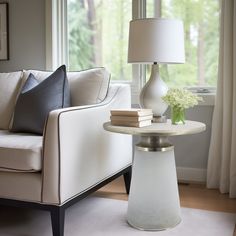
42 84 132 204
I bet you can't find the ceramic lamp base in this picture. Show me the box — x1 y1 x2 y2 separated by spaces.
139 63 168 117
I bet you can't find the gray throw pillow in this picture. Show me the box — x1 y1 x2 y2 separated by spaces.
11 65 71 135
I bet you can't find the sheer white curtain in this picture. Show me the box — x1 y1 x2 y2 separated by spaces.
207 0 236 198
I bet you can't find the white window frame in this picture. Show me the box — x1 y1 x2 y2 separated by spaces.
45 0 68 70
45 0 215 106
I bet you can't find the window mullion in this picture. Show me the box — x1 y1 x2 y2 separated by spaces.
131 0 147 104
61 0 68 67
45 0 53 70
45 0 68 70
154 0 161 17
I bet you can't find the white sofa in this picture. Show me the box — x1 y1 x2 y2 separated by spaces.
0 68 132 236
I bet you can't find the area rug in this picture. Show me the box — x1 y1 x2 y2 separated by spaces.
0 197 235 236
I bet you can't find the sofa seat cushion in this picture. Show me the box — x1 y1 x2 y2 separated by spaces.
0 130 42 172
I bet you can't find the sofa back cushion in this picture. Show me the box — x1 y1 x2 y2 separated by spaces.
22 67 110 106
68 68 110 105
0 71 23 129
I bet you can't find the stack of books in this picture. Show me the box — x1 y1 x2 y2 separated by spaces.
110 109 153 127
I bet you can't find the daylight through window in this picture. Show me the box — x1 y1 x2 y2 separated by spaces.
67 0 219 87
67 0 132 81
147 0 220 87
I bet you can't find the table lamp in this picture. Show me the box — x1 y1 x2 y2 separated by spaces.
128 18 185 122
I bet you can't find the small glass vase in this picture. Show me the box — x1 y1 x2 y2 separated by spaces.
171 106 185 125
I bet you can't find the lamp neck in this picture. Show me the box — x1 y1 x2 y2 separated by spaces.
151 63 159 76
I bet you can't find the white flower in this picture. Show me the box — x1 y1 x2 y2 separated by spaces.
162 88 202 109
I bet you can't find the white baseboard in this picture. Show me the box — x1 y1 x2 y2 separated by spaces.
176 167 207 183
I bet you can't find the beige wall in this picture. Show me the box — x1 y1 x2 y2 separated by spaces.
0 0 45 72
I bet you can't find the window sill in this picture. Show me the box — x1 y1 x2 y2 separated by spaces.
197 93 215 106
131 92 215 106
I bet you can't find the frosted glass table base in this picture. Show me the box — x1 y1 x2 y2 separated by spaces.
127 146 181 230
103 120 206 231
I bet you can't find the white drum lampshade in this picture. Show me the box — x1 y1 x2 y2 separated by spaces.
128 18 185 122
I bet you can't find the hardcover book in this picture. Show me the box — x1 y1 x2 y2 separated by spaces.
111 119 152 128
110 108 153 117
110 115 153 122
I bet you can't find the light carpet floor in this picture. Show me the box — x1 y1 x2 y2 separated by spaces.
0 197 235 236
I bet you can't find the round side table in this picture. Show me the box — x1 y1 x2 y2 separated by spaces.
104 120 206 231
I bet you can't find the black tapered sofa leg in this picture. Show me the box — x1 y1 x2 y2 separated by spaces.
123 167 132 194
50 206 65 236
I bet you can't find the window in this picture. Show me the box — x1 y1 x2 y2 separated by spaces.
47 0 219 96
146 0 220 88
67 0 132 81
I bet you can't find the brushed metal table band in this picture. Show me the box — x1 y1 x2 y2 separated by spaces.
152 115 167 123
135 136 174 152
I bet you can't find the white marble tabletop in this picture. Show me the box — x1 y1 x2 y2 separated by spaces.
103 119 206 137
